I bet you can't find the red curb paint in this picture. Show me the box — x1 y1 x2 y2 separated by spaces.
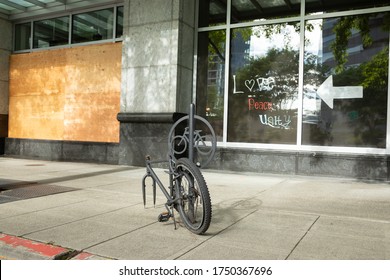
0 234 68 258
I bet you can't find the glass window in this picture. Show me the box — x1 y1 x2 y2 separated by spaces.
72 8 114 44
231 0 301 23
198 0 227 27
306 0 389 14
302 13 389 148
228 23 300 144
116 6 124 38
33 16 69 48
196 31 226 140
14 22 31 51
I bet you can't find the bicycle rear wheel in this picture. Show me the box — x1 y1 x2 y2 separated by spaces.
175 158 212 234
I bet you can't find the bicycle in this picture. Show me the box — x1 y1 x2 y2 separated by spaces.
142 104 216 234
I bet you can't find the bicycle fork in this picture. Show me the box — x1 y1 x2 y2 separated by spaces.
142 157 179 229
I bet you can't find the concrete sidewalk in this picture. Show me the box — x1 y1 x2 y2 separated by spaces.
0 157 389 260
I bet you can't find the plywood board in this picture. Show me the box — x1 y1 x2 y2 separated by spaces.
9 43 121 143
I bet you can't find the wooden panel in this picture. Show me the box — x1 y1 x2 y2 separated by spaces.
9 51 66 140
64 43 121 142
9 43 121 143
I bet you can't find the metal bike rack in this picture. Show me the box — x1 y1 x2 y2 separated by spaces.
188 103 195 163
168 103 217 168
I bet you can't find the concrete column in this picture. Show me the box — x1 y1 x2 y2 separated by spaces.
118 0 196 165
0 17 12 154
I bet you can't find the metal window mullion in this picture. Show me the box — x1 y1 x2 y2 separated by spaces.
386 30 390 153
192 0 200 104
222 0 232 144
296 0 305 147
68 13 72 44
12 23 15 51
113 5 117 40
30 20 33 51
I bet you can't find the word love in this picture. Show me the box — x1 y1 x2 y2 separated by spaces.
233 75 275 94
259 114 291 129
248 98 273 111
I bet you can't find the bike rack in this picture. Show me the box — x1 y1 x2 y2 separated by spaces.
168 103 217 168
188 103 195 163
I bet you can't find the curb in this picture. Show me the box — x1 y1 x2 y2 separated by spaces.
0 234 106 260
0 234 70 260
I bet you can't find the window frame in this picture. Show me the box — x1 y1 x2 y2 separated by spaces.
71 7 115 44
33 16 70 49
195 0 390 155
14 21 32 51
13 4 124 53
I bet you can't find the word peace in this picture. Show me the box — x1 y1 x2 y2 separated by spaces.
248 98 272 111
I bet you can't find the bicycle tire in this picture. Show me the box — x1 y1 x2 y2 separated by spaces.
174 158 212 234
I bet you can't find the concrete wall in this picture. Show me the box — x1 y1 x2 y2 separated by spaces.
118 0 196 165
5 136 389 180
9 42 121 143
120 0 195 114
0 18 11 117
0 17 12 154
5 138 118 164
211 148 390 181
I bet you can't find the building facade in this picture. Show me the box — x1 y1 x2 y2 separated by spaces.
0 0 390 180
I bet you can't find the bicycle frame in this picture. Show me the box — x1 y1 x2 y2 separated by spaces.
142 155 185 228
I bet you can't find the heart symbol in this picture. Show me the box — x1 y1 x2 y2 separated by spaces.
245 79 255 92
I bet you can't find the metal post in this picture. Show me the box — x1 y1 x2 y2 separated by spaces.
188 103 195 162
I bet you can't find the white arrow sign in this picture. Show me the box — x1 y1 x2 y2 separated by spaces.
317 75 363 109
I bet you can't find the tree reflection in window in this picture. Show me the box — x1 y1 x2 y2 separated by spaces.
302 13 389 148
196 30 226 140
228 23 300 144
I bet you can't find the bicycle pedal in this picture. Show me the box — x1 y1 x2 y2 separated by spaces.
158 212 171 222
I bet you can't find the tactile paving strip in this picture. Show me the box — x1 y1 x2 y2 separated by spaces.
0 183 78 204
